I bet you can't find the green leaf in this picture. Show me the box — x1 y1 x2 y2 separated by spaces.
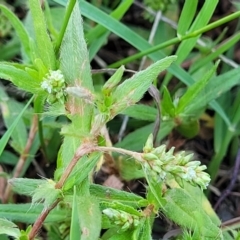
70 186 81 240
102 66 125 94
32 179 62 209
0 150 18 165
9 178 45 196
60 1 93 91
0 218 20 238
133 218 152 240
59 2 94 134
176 119 199 138
0 96 33 156
102 228 134 240
77 195 101 240
162 188 222 238
175 0 218 63
0 4 31 59
28 0 56 69
63 152 102 191
0 203 68 223
161 86 175 118
121 105 157 121
90 184 148 208
111 56 177 115
0 63 40 93
0 90 28 153
177 0 198 37
176 61 219 114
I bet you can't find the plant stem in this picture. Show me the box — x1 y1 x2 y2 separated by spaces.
28 199 60 240
55 0 77 55
96 146 142 161
110 10 240 68
55 143 96 189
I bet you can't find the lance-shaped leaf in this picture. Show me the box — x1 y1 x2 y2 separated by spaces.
71 194 101 240
60 1 93 91
60 1 94 135
0 88 28 153
0 218 20 238
176 60 220 115
110 56 176 116
0 96 33 156
0 203 68 223
28 0 56 69
162 188 222 238
0 63 40 93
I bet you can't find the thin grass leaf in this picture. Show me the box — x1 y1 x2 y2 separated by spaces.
86 0 133 45
177 0 198 37
176 0 219 63
0 203 68 223
176 61 219 114
190 32 240 74
0 96 33 156
0 4 31 59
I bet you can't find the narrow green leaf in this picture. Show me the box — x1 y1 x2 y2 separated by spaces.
0 150 18 165
176 0 219 63
121 105 157 121
161 86 175 118
134 218 152 240
0 63 40 93
90 184 147 207
111 56 177 115
176 61 219 114
177 0 198 37
0 91 28 153
86 0 134 44
63 152 101 191
190 32 240 74
60 1 93 91
0 218 20 238
0 203 68 223
78 196 101 240
32 179 62 209
0 96 33 156
103 66 125 94
70 186 81 240
28 0 56 69
0 4 31 58
162 188 222 238
9 178 45 196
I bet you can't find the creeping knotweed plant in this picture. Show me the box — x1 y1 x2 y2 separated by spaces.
0 0 226 239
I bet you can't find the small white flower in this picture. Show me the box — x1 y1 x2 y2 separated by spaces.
41 80 52 93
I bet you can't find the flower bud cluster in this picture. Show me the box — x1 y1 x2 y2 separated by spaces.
103 208 140 231
142 134 211 189
41 70 66 104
